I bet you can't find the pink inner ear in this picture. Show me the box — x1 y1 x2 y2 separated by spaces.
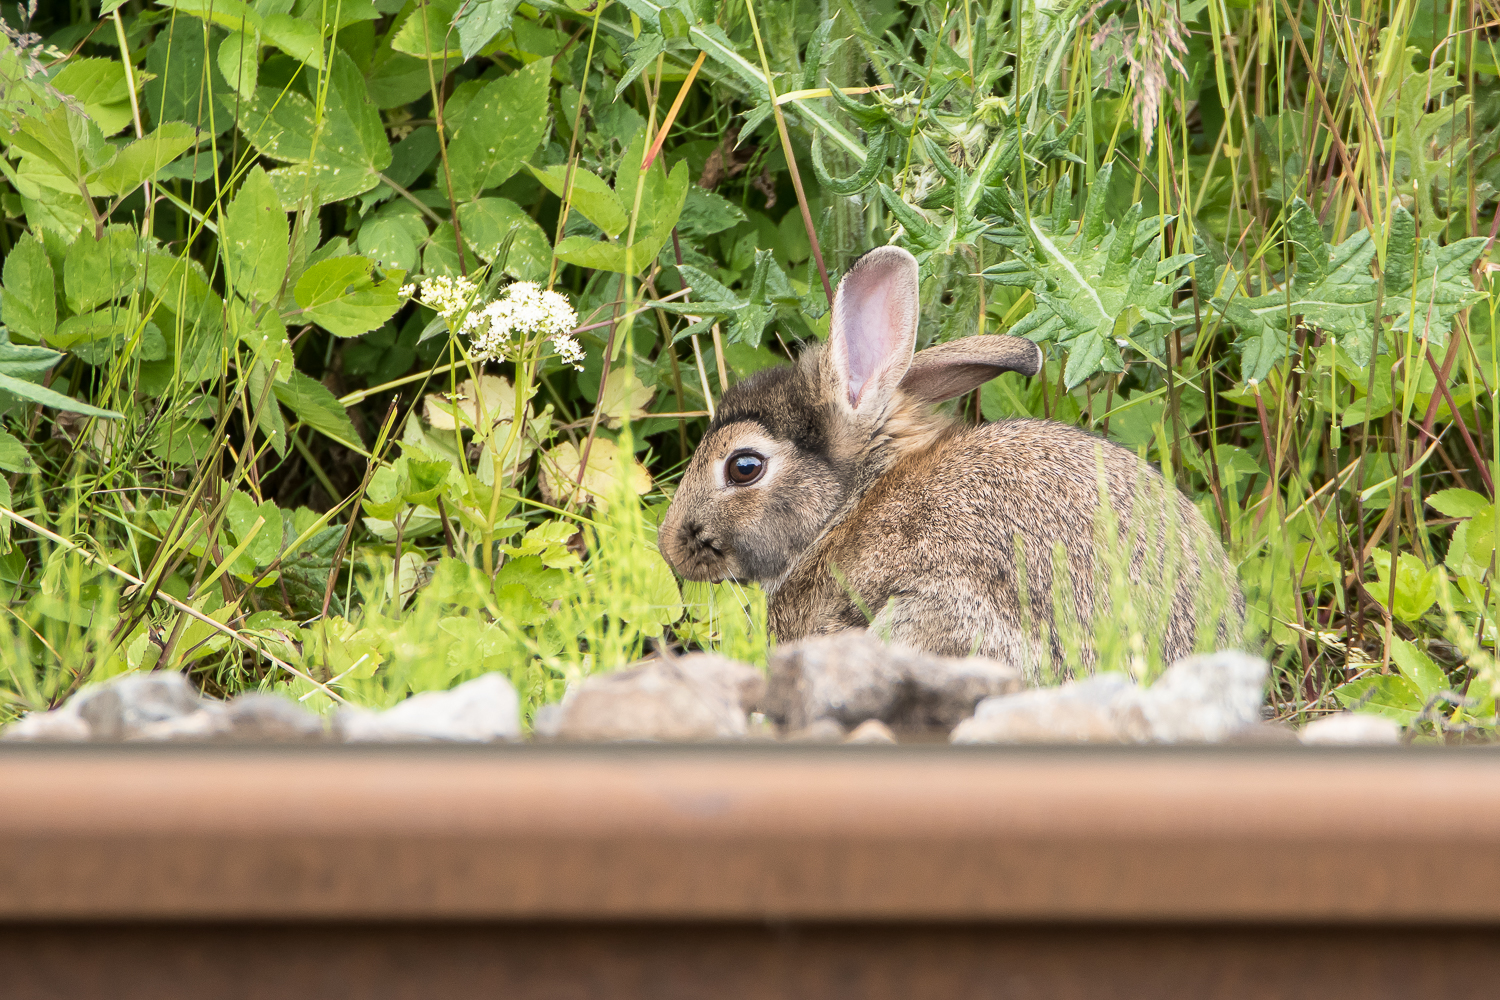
843 283 903 407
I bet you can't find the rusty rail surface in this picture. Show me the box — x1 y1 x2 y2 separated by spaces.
1 744 1497 998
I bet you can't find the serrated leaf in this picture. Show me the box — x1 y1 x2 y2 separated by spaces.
1428 489 1490 519
455 0 523 60
292 256 403 338
529 164 626 238
64 225 141 314
1 232 57 342
1334 674 1422 725
89 122 199 196
240 51 390 207
143 16 235 136
222 166 291 307
539 437 651 508
390 0 464 59
0 428 36 473
456 197 551 280
217 30 260 99
357 202 427 271
445 59 551 201
598 365 654 428
1390 638 1449 701
261 13 325 69
274 369 360 447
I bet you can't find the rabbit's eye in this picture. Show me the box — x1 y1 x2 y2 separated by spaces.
725 451 765 486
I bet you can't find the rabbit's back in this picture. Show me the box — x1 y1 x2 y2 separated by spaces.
769 418 1243 676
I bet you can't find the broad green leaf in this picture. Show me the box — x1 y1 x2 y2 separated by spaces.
552 161 688 276
153 0 263 32
0 428 34 474
1428 489 1490 519
55 313 167 365
1334 674 1423 725
232 299 295 375
293 256 403 337
390 0 464 59
445 59 551 201
7 105 112 182
0 233 57 342
143 17 235 135
1370 548 1442 622
456 198 551 280
1206 202 1485 381
455 0 524 60
274 369 361 447
357 201 428 271
89 122 199 197
241 51 391 207
0 371 120 418
618 549 684 636
529 164 627 238
245 361 288 456
261 13 325 69
0 328 63 380
1390 638 1449 701
64 225 141 314
52 57 134 136
217 30 260 99
222 166 291 307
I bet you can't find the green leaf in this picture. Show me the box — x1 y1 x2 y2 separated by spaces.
143 16 235 135
0 328 63 380
1207 202 1485 381
1390 638 1449 701
217 30 260 100
1334 674 1423 725
0 371 120 418
445 59 551 201
528 164 626 238
1370 548 1442 623
292 256 403 338
64 225 141 314
1428 489 1490 519
455 0 524 60
153 0 263 32
0 428 37 474
245 361 288 457
456 198 551 280
357 201 428 271
90 122 199 197
55 313 167 365
391 0 463 59
222 166 291 307
1 232 57 342
274 369 360 447
241 51 391 207
261 13 326 69
51 57 135 137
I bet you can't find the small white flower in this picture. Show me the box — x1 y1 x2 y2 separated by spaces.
398 283 415 298
415 275 480 321
467 281 580 365
550 332 586 371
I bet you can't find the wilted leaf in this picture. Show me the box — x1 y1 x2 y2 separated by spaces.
539 438 651 508
598 365 654 428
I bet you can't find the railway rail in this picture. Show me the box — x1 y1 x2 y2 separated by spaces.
1 744 1496 998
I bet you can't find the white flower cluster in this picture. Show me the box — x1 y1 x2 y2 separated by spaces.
401 277 584 371
463 281 583 371
402 275 479 322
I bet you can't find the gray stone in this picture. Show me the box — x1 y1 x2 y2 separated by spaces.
537 654 765 742
763 632 1023 733
340 673 521 742
71 672 203 740
0 707 91 742
1139 652 1271 742
131 694 333 743
784 718 846 743
845 719 898 745
1299 713 1403 745
951 675 1149 744
951 652 1271 745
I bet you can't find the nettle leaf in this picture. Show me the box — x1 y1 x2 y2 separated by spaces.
222 166 291 307
241 51 391 207
1207 201 1485 382
0 232 57 341
986 170 1180 389
446 59 551 201
274 369 361 447
292 256 404 337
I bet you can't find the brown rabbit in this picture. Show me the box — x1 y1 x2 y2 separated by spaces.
658 246 1243 676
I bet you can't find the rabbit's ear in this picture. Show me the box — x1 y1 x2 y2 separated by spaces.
899 335 1044 403
826 246 920 416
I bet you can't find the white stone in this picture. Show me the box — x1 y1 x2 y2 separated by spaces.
71 672 203 740
340 673 521 742
1299 713 1403 745
845 719 898 745
539 654 765 742
0 707 91 742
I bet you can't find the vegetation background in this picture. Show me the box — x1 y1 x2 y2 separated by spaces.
0 0 1494 736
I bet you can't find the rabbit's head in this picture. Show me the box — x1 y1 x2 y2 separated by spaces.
658 245 1042 584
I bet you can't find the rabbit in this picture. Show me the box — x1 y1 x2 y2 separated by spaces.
658 245 1244 677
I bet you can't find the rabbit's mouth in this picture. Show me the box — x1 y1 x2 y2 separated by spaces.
660 517 737 583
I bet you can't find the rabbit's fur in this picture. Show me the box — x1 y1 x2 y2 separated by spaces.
659 246 1243 676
